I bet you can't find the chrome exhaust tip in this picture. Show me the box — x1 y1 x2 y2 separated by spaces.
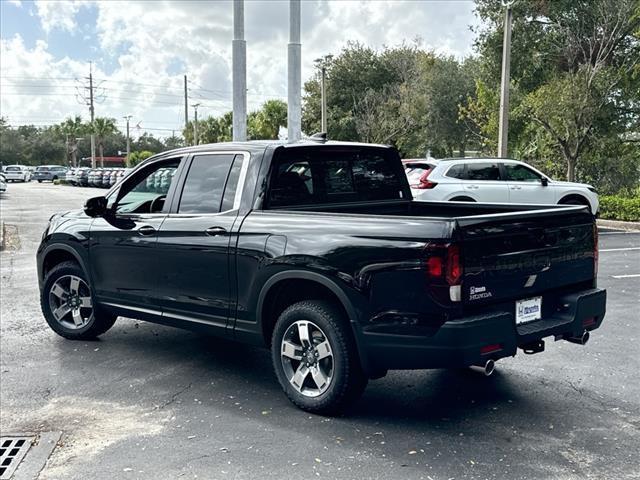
470 359 495 376
565 330 590 345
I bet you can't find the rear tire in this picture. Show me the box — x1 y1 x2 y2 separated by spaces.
41 261 116 340
271 300 367 415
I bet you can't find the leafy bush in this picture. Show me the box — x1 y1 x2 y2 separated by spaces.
599 194 640 222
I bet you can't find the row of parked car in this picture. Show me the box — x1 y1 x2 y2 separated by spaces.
65 168 131 188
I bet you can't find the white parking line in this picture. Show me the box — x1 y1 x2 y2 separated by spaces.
599 247 640 252
611 274 640 279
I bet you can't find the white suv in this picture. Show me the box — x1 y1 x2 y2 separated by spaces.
3 165 31 182
404 158 599 213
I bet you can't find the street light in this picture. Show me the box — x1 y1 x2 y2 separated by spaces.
314 55 333 134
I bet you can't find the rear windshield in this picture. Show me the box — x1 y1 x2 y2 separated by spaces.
267 147 406 208
5 166 21 171
36 167 50 172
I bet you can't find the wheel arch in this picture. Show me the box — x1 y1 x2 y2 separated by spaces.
40 244 88 280
257 271 359 345
558 193 592 212
257 270 376 376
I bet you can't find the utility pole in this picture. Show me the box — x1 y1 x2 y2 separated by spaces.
232 0 247 141
184 75 189 130
497 0 514 158
314 55 332 134
88 63 96 168
123 115 132 166
76 62 104 168
287 0 301 142
192 103 201 145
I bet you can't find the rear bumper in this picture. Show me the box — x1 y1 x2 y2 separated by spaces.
359 288 606 371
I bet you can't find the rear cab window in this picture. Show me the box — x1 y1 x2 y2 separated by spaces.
267 147 406 208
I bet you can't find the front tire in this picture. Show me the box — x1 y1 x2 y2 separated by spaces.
271 300 367 415
41 261 116 340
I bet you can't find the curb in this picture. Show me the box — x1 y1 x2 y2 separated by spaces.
0 220 4 251
597 219 640 232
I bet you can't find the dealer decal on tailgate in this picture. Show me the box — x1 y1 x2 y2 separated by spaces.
469 286 493 300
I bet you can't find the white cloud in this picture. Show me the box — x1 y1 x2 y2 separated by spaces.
34 0 89 34
2 0 480 137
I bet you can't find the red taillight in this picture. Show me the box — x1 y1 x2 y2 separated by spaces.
583 316 596 327
426 256 443 277
446 244 462 285
414 170 438 189
425 244 463 286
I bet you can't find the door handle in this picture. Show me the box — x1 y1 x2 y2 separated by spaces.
205 226 227 236
510 185 522 190
138 225 156 236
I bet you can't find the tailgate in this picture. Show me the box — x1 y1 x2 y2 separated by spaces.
455 206 596 306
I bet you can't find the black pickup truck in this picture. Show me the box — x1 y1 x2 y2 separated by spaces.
37 140 606 413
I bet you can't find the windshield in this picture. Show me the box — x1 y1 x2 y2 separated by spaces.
36 167 50 172
6 166 21 171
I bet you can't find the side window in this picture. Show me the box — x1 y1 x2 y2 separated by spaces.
112 159 180 214
219 154 244 212
503 163 541 182
466 162 501 181
445 164 466 179
178 154 235 214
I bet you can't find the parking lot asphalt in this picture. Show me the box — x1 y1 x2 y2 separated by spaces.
1 182 639 480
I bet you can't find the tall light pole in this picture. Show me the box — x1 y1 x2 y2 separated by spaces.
497 0 514 158
232 0 247 141
315 55 332 134
192 103 201 145
287 0 301 142
123 115 132 166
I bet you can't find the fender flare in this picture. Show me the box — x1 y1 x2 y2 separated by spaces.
40 243 89 280
256 270 359 325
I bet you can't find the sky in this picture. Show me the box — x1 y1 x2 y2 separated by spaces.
0 0 480 138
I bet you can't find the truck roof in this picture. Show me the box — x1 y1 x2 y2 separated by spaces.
157 139 393 158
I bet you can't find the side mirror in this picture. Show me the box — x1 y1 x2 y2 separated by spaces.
541 177 549 186
84 196 108 217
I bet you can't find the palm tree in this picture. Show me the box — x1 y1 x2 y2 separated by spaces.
57 116 86 167
93 117 117 167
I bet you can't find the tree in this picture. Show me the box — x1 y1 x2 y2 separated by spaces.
134 132 164 153
470 0 640 181
248 100 287 139
128 150 154 166
55 116 87 167
93 117 118 167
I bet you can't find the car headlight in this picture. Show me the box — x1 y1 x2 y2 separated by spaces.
587 186 597 194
